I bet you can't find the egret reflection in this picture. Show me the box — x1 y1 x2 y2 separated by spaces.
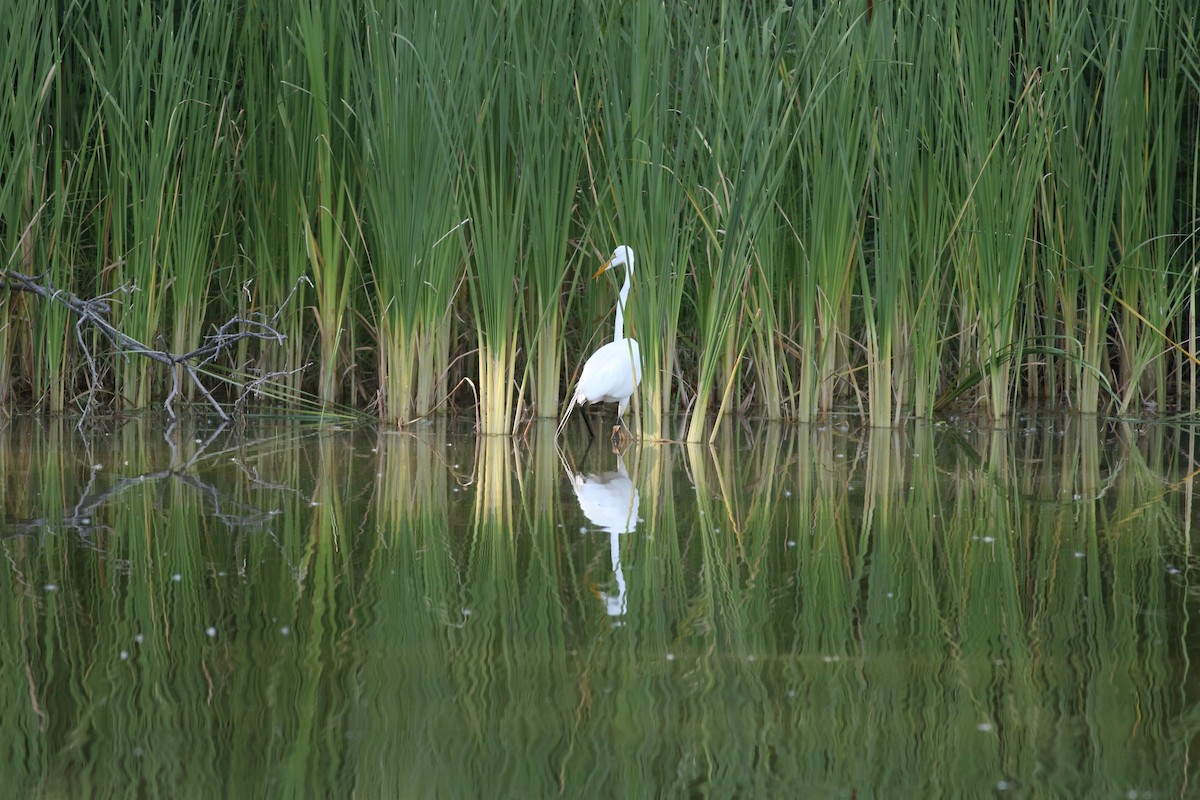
563 451 639 619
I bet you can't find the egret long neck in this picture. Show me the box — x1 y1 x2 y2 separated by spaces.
614 269 631 341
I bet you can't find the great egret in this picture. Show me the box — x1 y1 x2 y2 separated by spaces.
557 245 643 439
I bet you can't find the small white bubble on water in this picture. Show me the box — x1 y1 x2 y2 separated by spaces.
783 490 792 497
977 721 995 732
44 583 58 593
119 650 129 660
997 780 1015 791
1074 551 1085 558
172 574 182 582
982 536 995 543
787 540 796 547
134 634 144 644
887 592 894 599
280 626 291 636
205 627 217 638
665 653 675 661
579 526 587 534
217 571 226 577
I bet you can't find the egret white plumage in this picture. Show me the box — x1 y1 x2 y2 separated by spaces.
557 245 643 439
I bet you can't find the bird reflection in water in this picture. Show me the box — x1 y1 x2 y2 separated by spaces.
563 451 640 620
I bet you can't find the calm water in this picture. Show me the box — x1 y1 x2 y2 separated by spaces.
1 413 1196 797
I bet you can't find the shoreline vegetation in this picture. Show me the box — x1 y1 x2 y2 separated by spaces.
1 1 1198 439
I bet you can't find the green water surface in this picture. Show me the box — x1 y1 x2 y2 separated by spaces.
0 414 1196 798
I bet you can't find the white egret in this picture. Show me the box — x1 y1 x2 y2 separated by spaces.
557 245 643 439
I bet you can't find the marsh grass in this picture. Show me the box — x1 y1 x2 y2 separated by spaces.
353 1 463 423
684 4 807 442
0 0 1197 430
512 5 590 422
288 0 361 406
785 6 871 423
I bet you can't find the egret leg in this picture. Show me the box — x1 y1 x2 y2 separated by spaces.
579 404 596 439
611 409 629 448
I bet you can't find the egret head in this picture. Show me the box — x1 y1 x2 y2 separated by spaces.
594 244 635 279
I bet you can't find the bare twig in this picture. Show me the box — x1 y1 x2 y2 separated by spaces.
0 269 310 420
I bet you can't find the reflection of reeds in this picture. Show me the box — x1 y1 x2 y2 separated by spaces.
374 422 450 536
472 435 514 525
1 416 1198 793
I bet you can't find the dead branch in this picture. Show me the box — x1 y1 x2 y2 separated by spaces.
0 269 310 420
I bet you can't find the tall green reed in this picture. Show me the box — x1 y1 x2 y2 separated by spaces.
944 0 1045 420
76 1 182 407
1187 61 1200 413
352 2 463 423
1044 0 1169 414
785 7 871 422
512 4 589 421
0 4 65 408
161 4 237 395
862 6 955 421
1104 2 1186 411
42 16 115 416
447 1 530 435
234 2 312 399
285 0 360 405
683 2 806 442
